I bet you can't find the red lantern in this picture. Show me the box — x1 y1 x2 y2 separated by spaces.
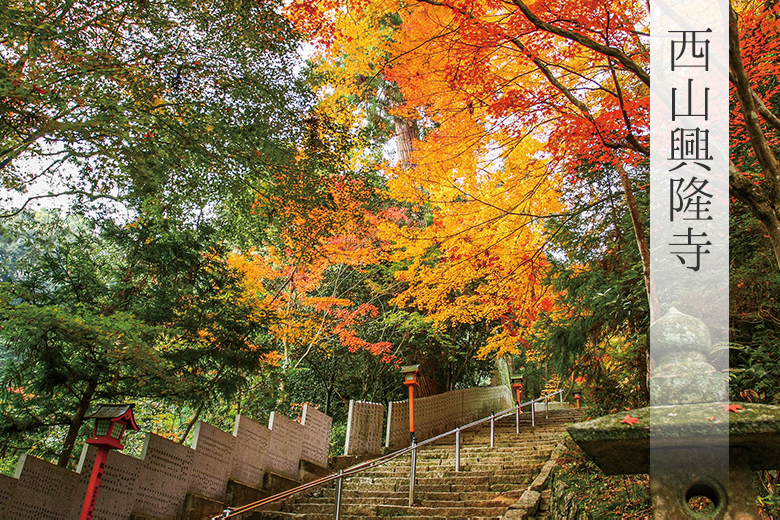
81 404 140 520
511 375 524 413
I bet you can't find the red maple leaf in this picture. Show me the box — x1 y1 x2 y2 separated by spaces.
621 414 640 425
725 404 745 413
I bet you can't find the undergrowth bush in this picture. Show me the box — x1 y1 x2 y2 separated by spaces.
553 434 651 518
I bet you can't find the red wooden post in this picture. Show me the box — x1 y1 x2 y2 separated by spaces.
401 365 420 444
407 383 416 435
80 447 109 520
79 404 139 519
511 375 524 414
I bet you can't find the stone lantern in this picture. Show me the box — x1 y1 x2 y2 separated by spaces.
568 309 780 518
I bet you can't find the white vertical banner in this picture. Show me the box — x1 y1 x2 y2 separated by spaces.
650 2 729 337
649 0 729 515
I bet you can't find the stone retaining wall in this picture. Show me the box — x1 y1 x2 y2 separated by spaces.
548 470 592 520
0 404 331 519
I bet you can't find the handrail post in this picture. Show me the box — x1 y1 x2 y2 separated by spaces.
515 404 520 434
531 398 536 427
490 411 495 448
455 427 461 472
545 394 549 419
560 390 564 403
409 442 417 507
334 469 343 519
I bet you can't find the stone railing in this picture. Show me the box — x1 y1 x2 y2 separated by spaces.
0 405 331 519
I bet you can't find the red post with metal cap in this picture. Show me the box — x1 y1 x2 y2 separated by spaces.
400 364 420 507
510 374 524 434
401 365 420 444
80 404 140 520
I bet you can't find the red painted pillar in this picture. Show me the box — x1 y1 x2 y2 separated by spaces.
408 384 415 434
512 383 523 414
80 447 109 520
404 380 418 444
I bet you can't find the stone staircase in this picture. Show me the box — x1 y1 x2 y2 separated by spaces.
250 408 583 519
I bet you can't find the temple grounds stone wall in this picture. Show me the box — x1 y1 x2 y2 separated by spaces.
0 404 330 520
385 386 513 450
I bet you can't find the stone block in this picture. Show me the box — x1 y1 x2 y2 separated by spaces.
225 479 270 508
182 492 224 520
9 453 81 519
190 421 236 500
133 433 194 518
266 413 304 479
510 489 540 514
76 446 142 519
529 459 556 492
0 472 18 518
231 415 270 488
344 401 384 456
300 404 332 468
263 472 300 495
298 459 329 482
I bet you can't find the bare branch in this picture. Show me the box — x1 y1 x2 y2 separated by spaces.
0 191 125 219
509 0 649 86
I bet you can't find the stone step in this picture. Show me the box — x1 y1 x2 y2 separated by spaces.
251 409 583 519
291 494 521 509
373 457 549 469
361 462 548 475
282 503 510 517
315 489 525 502
349 467 542 479
251 513 449 520
310 484 530 503
342 474 515 487
381 446 557 457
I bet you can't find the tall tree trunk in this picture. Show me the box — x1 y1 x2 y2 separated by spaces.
325 368 335 417
395 118 417 169
178 401 205 444
58 380 97 468
615 163 660 320
765 213 780 269
729 6 780 271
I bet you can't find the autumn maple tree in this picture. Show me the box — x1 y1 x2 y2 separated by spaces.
729 1 780 270
226 174 400 405
287 0 653 358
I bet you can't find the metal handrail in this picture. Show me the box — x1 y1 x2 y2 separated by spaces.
216 389 566 519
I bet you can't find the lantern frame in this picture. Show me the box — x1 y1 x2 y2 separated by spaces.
401 364 420 387
85 404 139 450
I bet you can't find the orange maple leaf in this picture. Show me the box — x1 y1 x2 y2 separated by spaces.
725 404 745 413
621 414 640 425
